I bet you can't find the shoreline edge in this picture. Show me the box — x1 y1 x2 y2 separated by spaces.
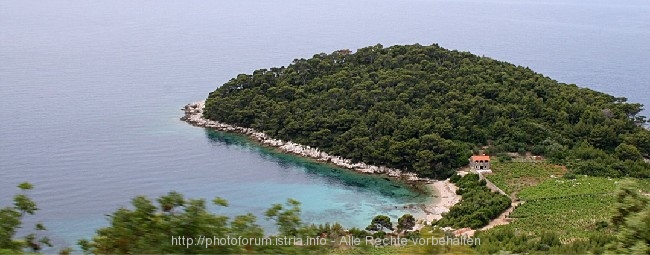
181 101 460 224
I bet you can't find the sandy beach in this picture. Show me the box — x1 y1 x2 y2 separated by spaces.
423 179 461 223
182 101 461 226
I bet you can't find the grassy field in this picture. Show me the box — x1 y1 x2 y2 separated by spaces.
485 162 566 197
517 176 618 200
632 178 650 193
484 163 623 241
508 193 615 240
507 175 618 240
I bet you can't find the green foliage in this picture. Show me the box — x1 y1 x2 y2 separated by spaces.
13 194 37 215
482 178 650 254
212 197 229 207
505 176 619 240
84 195 377 254
437 174 510 229
633 179 650 193
17 182 33 191
564 172 577 180
0 208 21 252
610 185 650 254
398 226 475 254
517 176 617 200
156 191 184 212
59 247 73 255
615 143 644 161
564 142 650 178
347 227 369 239
474 226 614 254
265 198 303 237
473 175 643 254
204 43 650 179
0 183 51 253
332 226 475 254
486 162 567 196
372 231 386 239
81 192 477 255
396 214 415 233
365 215 393 232
305 222 346 241
509 194 616 239
80 192 252 254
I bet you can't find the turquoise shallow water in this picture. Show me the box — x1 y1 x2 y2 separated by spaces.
1 0 649 252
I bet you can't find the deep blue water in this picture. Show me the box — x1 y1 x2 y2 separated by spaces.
1 0 649 251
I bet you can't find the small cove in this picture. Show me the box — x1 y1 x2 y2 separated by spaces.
1 0 648 251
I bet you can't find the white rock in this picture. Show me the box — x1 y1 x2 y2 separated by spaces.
180 101 434 182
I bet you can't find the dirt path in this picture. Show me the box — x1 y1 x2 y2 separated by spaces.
447 169 522 237
453 201 521 237
481 201 521 231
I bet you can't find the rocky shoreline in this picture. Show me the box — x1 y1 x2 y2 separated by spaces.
181 101 432 182
181 101 462 224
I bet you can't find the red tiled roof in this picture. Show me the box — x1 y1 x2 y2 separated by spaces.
471 155 490 161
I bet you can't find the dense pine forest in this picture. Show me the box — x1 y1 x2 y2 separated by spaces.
204 44 650 179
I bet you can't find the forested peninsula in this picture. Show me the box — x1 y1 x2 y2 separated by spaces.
203 44 650 179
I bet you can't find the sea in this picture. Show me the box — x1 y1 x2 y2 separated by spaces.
1 0 649 251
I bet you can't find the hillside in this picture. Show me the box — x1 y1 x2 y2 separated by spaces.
204 44 650 179
476 161 650 254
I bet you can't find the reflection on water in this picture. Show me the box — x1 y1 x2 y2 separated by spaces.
2 0 648 251
205 129 430 201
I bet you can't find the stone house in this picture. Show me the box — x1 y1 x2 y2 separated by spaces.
469 155 491 171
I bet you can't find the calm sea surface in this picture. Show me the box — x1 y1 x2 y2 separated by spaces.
1 0 649 250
